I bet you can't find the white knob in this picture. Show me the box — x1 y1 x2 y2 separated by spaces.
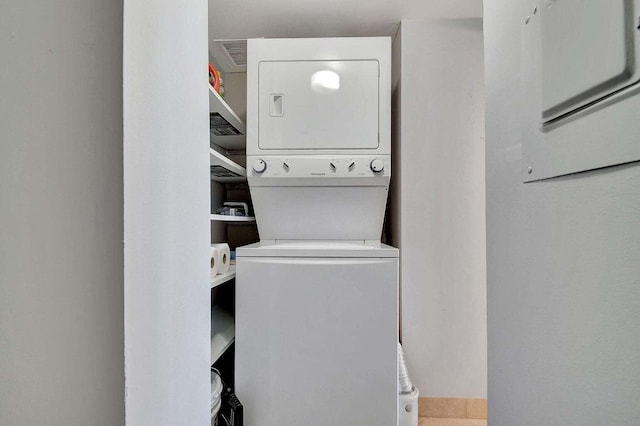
370 159 384 173
253 159 267 173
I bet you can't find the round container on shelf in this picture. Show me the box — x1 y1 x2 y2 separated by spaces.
209 63 221 94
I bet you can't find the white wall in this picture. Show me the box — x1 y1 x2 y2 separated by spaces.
0 1 124 424
223 73 248 124
395 19 486 398
485 1 640 424
123 1 211 424
389 25 402 269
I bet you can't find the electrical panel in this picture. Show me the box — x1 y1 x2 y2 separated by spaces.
521 0 640 181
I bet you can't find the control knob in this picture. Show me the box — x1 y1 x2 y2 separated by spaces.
253 159 267 173
370 159 384 173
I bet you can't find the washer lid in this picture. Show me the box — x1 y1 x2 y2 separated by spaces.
236 241 398 258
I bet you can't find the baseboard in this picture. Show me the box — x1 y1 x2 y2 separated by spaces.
418 397 487 419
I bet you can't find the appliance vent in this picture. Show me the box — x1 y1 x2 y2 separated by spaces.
220 40 247 67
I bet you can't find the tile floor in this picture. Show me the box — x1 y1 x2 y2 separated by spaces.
419 418 487 426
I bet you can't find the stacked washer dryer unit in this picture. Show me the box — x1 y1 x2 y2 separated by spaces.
236 37 397 426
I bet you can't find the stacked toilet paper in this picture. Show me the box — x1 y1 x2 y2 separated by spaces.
211 369 223 420
210 243 231 278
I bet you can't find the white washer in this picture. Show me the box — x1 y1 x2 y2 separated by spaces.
236 241 398 426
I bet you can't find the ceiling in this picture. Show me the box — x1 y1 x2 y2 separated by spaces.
209 0 482 67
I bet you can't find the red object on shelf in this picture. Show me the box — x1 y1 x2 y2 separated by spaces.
209 63 221 93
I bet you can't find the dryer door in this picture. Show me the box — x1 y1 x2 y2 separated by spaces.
258 60 380 150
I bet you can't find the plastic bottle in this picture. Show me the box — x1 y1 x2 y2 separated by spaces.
218 70 225 98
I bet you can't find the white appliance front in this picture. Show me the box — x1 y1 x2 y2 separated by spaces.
236 243 398 426
247 37 391 157
258 59 380 151
250 182 389 242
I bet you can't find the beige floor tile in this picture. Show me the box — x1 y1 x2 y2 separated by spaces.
466 399 488 419
419 418 487 426
420 397 467 418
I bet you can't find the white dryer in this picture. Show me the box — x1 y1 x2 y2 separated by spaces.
245 37 392 242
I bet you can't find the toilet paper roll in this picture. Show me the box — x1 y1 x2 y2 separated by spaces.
212 243 230 275
210 246 221 279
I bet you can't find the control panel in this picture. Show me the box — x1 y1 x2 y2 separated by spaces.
248 156 390 179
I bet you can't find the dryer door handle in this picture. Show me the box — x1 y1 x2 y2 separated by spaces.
270 94 284 117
